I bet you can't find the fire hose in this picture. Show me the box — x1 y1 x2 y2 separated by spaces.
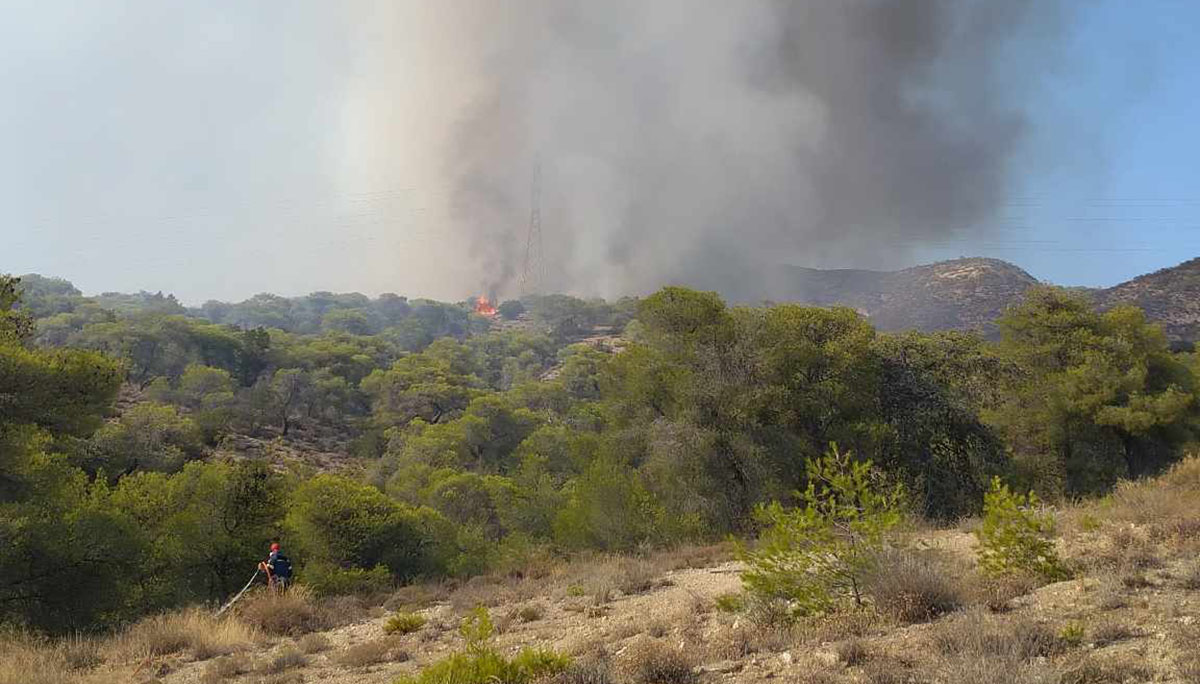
215 568 261 617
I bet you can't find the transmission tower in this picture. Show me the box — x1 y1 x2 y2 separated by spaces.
519 159 544 296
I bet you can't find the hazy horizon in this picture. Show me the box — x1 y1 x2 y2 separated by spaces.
5 1 1200 304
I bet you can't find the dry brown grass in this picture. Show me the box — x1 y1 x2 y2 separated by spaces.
1067 457 1200 563
620 639 696 684
834 638 871 666
550 657 614 684
114 608 260 661
258 646 308 675
1090 621 1138 647
0 631 124 684
200 653 252 683
333 637 409 668
296 633 331 654
1058 653 1155 684
236 586 323 636
865 548 966 623
1174 624 1200 683
933 608 1062 660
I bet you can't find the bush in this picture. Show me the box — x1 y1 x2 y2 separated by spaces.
835 639 870 666
623 640 696 684
334 637 409 667
714 593 745 613
864 549 964 623
296 633 331 654
116 609 258 661
260 647 307 674
976 478 1069 582
201 654 252 683
741 446 904 616
303 562 394 596
396 606 571 684
384 612 428 635
517 603 547 623
236 586 322 636
1091 622 1137 647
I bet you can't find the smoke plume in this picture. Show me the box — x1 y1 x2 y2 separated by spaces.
412 1 1057 300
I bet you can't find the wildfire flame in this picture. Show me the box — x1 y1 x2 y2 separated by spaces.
474 295 498 317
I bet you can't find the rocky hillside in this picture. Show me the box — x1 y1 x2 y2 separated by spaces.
779 258 1040 335
1095 257 1200 343
781 256 1200 342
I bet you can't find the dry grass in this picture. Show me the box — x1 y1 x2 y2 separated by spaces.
517 602 548 623
236 586 323 636
296 633 331 654
835 638 871 666
933 608 1062 660
0 631 121 684
200 653 252 683
258 646 307 675
115 608 259 661
620 639 696 684
1174 624 1200 683
333 637 410 668
316 594 370 628
969 574 1039 612
1058 653 1155 684
550 657 614 684
1067 457 1200 562
1090 622 1138 648
865 548 965 623
1179 563 1200 591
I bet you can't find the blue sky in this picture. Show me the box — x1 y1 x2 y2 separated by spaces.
916 0 1200 285
2 1 1199 302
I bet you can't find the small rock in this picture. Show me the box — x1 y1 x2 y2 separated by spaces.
778 652 793 665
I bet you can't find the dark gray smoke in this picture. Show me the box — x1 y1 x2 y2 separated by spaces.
440 0 1058 300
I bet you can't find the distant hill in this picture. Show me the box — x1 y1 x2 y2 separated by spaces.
1095 257 1200 343
779 257 1040 335
779 256 1200 342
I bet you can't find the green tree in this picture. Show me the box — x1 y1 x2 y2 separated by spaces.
976 477 1068 582
741 445 904 615
285 475 449 581
991 287 1198 496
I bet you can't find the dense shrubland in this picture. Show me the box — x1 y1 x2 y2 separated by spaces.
2 273 1198 633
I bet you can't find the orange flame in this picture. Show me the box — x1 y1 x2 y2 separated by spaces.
474 295 498 317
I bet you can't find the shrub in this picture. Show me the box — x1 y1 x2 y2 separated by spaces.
1091 622 1137 647
334 638 409 667
517 603 547 623
551 658 614 684
1180 564 1200 591
714 592 746 613
236 586 322 636
741 446 904 616
623 640 696 684
303 563 394 597
1058 622 1086 647
976 478 1069 582
865 549 964 623
260 647 307 674
396 606 571 684
1058 654 1154 684
116 609 258 661
934 609 1062 660
398 647 571 684
835 639 870 666
296 633 331 654
384 612 427 635
202 654 252 683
